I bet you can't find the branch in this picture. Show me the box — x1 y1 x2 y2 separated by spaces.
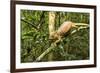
74 23 89 26
21 18 38 30
37 12 45 29
71 25 89 34
35 43 56 62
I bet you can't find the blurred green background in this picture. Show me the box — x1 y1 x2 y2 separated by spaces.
21 10 90 63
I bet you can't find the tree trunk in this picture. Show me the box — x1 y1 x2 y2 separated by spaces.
48 12 56 61
49 12 56 37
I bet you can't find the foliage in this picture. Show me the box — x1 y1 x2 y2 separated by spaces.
21 10 89 62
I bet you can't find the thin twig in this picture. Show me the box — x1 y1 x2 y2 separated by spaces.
21 18 38 30
37 12 45 29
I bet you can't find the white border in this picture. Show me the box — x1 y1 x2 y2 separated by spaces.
16 4 94 69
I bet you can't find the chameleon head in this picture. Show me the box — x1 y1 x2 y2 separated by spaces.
49 31 59 40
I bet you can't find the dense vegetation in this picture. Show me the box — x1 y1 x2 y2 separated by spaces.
21 10 89 63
